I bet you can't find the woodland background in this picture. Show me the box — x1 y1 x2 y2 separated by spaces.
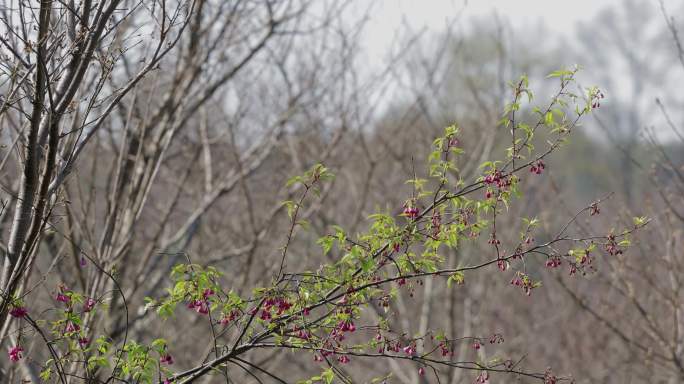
1 0 684 383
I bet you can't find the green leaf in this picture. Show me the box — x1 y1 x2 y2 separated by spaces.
448 272 464 287
544 111 553 125
322 368 334 384
286 176 303 188
40 368 52 381
547 69 573 78
317 236 333 255
282 200 296 219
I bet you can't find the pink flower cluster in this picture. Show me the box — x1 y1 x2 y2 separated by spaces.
403 204 419 219
187 299 209 315
65 321 80 334
84 297 96 312
8 346 23 362
497 259 508 271
438 341 452 357
187 288 215 315
510 272 537 296
545 256 562 268
220 310 240 326
56 292 70 304
605 234 623 256
9 306 27 318
484 170 511 189
529 160 545 175
402 345 416 356
591 89 605 109
448 136 459 147
483 169 513 199
160 354 174 365
253 297 293 322
544 369 557 384
488 333 504 344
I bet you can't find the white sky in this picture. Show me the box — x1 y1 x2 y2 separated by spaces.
365 0 682 36
362 0 682 61
373 0 603 30
365 0 617 45
358 0 624 76
354 0 684 140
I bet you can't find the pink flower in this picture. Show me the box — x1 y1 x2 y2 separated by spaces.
56 293 70 304
160 354 174 365
545 257 562 268
338 320 355 333
497 259 507 271
530 160 545 175
544 369 558 384
8 345 23 362
418 367 425 376
403 345 416 356
439 342 450 356
489 334 504 344
347 321 356 332
9 306 27 318
220 310 239 326
337 355 350 364
403 205 419 219
196 303 209 314
78 337 90 348
65 322 80 334
297 330 311 340
83 297 96 312
188 300 209 315
590 202 600 216
476 371 489 383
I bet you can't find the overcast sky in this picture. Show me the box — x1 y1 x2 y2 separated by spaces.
362 0 682 64
364 0 617 52
365 0 682 41
354 0 684 140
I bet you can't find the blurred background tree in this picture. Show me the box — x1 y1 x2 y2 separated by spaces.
1 0 683 383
